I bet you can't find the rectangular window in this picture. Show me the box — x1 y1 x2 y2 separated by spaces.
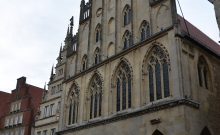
49 104 54 116
44 106 49 118
50 128 56 135
57 101 61 113
14 116 18 125
18 114 23 124
10 104 14 112
20 128 24 135
18 102 21 110
5 118 9 127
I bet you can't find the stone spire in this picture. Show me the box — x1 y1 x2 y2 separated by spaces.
59 44 63 60
70 16 74 35
50 65 54 81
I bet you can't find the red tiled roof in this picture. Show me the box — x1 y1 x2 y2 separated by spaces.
178 15 220 56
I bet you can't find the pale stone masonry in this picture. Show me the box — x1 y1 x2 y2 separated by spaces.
35 0 220 135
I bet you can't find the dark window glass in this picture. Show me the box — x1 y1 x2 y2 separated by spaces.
90 95 93 119
122 75 127 110
72 101 75 123
68 101 72 125
152 130 163 135
117 79 121 112
141 28 145 41
163 63 170 97
99 93 102 116
94 93 98 118
204 68 208 89
128 76 131 108
198 66 203 87
149 66 154 102
155 62 162 100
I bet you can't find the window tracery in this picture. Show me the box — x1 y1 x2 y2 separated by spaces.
94 48 101 65
68 83 79 125
140 21 150 41
114 60 132 112
198 56 210 89
143 45 170 102
95 24 101 43
123 31 132 49
88 74 103 119
123 5 131 26
82 55 87 71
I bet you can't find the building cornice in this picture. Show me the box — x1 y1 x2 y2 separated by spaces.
57 99 199 135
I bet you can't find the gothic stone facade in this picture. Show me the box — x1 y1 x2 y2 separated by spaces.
41 0 220 135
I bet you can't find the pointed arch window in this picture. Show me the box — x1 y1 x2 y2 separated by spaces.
152 130 164 135
89 74 102 119
201 127 211 135
115 61 132 112
95 24 101 43
82 55 87 71
146 46 170 102
94 48 101 65
123 31 132 49
123 5 131 26
68 84 79 125
198 56 210 89
140 21 150 41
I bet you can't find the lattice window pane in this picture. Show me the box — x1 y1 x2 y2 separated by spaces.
204 68 208 89
122 76 127 110
72 101 75 124
155 62 162 100
90 95 93 119
68 102 72 125
163 63 170 97
94 93 98 118
99 93 102 116
149 66 154 102
128 76 131 108
117 79 121 112
198 66 203 87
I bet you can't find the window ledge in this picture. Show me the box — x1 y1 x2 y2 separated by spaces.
88 117 102 123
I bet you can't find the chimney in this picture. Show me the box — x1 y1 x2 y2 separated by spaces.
16 76 26 89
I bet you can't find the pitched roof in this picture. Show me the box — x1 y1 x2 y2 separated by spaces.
178 15 220 56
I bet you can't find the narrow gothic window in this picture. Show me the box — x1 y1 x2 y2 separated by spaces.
95 24 101 43
114 61 132 112
201 127 211 135
68 84 79 125
94 48 100 65
140 21 150 41
123 31 132 49
123 5 131 26
82 55 87 71
198 56 210 89
146 45 170 102
152 130 164 135
89 74 102 119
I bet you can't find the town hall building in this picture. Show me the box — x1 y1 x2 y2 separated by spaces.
35 0 220 135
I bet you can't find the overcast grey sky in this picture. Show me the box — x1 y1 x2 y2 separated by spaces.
0 0 219 93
